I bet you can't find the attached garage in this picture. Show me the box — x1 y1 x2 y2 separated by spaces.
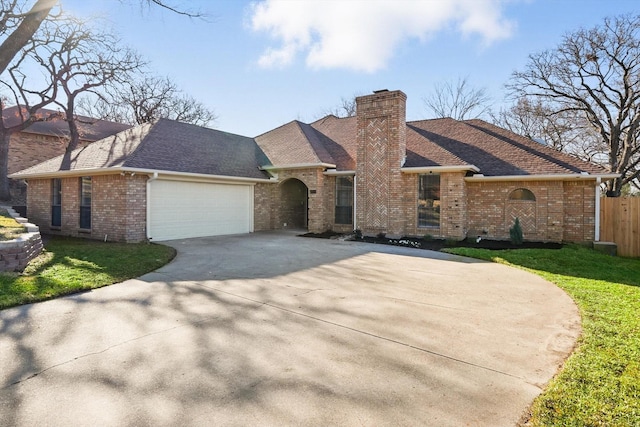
148 179 254 241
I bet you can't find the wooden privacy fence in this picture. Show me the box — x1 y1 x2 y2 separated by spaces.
600 197 640 258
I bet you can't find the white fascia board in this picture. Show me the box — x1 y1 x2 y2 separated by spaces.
11 166 276 184
465 173 621 182
10 167 128 179
323 169 356 176
401 165 480 174
260 163 336 171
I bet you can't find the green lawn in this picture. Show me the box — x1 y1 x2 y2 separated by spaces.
447 245 640 427
0 236 176 310
0 208 26 241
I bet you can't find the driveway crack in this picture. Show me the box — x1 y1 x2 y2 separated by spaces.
190 281 530 383
3 317 213 389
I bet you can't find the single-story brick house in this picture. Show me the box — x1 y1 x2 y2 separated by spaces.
11 89 618 243
3 106 131 205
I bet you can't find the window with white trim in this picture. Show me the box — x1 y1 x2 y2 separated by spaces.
418 174 440 228
335 176 353 224
79 177 91 229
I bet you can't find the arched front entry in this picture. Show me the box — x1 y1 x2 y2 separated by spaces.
280 178 308 229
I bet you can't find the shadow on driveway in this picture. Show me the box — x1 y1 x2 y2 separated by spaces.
0 231 580 426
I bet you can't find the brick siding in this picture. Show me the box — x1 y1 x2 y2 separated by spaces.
8 131 91 204
355 90 407 237
27 174 147 242
255 168 328 233
467 180 595 243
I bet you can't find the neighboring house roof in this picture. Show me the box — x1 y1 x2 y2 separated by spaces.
2 106 131 141
11 119 272 181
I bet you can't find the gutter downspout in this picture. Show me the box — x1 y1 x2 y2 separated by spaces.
595 177 601 242
353 176 357 231
146 172 158 240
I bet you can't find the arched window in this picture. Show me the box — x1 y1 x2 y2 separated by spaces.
509 188 536 201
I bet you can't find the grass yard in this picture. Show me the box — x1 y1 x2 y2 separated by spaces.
0 236 176 310
0 208 26 241
447 245 640 427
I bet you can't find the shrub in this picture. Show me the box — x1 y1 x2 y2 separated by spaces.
509 217 524 245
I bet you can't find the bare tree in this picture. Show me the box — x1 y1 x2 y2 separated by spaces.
0 0 204 76
508 14 640 196
79 75 217 127
31 17 144 168
0 0 57 76
0 6 61 200
319 95 358 118
492 97 608 164
424 77 492 120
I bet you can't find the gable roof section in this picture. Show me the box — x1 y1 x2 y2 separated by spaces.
255 115 358 171
2 106 131 141
255 120 334 167
407 118 608 176
310 115 357 170
11 119 271 180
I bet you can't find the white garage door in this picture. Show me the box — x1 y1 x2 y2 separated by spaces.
148 179 253 241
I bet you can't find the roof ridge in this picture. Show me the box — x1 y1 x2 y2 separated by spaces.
297 121 336 165
254 119 304 138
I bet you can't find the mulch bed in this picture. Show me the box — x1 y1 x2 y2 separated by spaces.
300 232 563 251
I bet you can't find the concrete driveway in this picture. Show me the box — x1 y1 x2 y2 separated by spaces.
0 231 580 426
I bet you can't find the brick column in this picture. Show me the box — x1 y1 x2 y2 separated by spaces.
355 90 407 237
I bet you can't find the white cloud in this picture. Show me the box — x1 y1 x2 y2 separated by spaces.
248 0 515 72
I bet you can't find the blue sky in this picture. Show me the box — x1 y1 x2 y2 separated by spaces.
62 0 638 136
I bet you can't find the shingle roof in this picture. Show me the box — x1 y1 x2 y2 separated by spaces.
407 118 607 175
255 114 605 176
2 106 131 141
254 115 358 170
13 110 607 180
12 119 272 180
310 115 357 170
461 119 606 175
254 120 330 166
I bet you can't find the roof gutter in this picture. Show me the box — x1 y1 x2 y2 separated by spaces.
465 173 620 182
401 165 480 174
10 166 276 184
260 162 336 171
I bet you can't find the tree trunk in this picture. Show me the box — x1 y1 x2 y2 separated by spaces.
606 177 623 197
0 0 57 75
0 129 12 201
60 114 79 170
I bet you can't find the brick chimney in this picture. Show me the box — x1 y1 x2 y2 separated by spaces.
355 89 407 236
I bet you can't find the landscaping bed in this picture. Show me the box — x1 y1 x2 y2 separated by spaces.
300 231 563 251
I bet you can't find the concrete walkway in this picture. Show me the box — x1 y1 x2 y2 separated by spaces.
0 232 580 426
